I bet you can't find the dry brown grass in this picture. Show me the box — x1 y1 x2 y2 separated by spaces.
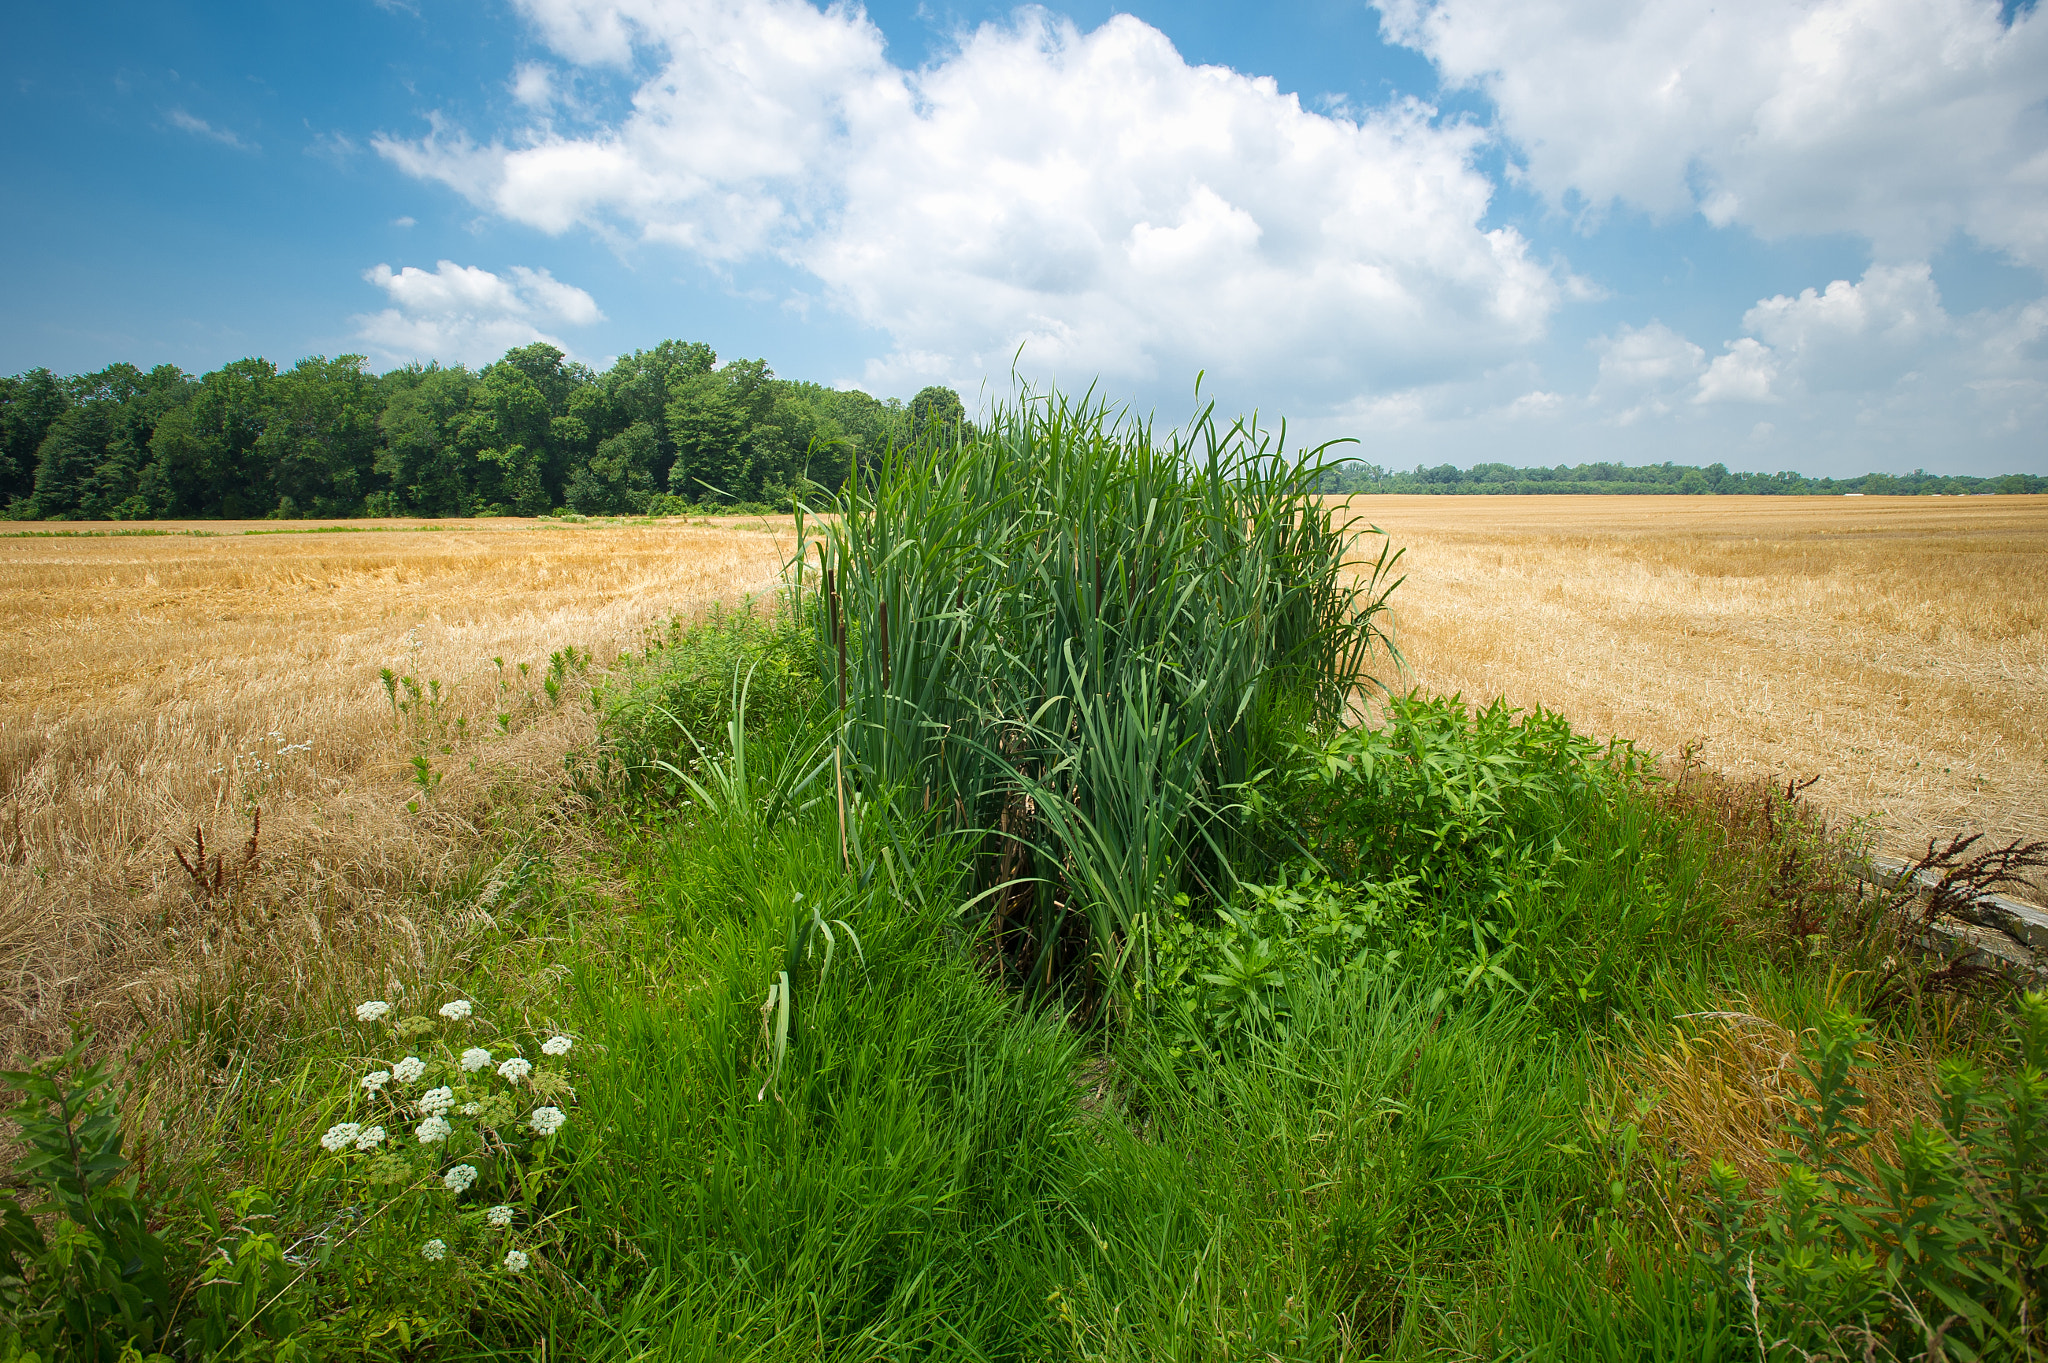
0 516 791 1067
1342 494 2048 870
1608 1004 1942 1206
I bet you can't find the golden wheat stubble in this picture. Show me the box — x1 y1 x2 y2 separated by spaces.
0 516 792 1065
1335 494 2048 868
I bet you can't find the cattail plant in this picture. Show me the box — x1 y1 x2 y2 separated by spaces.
791 384 1402 1005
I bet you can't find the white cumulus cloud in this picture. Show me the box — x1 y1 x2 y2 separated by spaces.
374 0 1565 413
1375 0 2048 264
1591 320 1706 422
1740 261 1947 393
352 259 605 367
1695 337 1780 404
1573 264 2046 464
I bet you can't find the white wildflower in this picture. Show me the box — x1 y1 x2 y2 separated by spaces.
460 1102 480 1116
442 1163 478 1194
528 1106 566 1137
354 1126 386 1151
360 1070 391 1093
355 1001 392 1023
541 1035 572 1057
497 1057 532 1083
319 1122 361 1153
415 1115 452 1144
392 1056 426 1085
419 1086 455 1117
439 999 473 1021
502 1249 529 1273
421 1238 448 1261
486 1204 515 1228
459 1047 492 1073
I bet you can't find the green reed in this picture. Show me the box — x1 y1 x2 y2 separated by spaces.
793 384 1402 1001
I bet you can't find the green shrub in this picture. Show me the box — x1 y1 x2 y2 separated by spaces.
593 602 821 805
1 1035 177 1362
1238 694 1669 1019
1697 992 2048 1359
1149 871 1420 1040
1273 692 1632 898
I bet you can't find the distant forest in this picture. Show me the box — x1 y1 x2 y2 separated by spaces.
1320 459 2046 497
3 343 2040 521
0 342 967 521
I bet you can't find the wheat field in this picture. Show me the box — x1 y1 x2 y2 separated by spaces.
1344 494 2048 871
4 496 2044 1068
0 518 793 1066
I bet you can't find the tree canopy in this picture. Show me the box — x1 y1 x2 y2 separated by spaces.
0 344 964 520
1319 458 2045 498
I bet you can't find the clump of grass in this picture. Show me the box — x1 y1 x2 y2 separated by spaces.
592 600 820 809
1607 1004 1943 1207
801 385 1402 1002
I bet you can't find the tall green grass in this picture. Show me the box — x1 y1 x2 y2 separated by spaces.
795 387 1401 1001
551 716 1769 1359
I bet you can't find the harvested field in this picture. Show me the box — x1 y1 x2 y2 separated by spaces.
0 517 791 1064
6 496 2044 1067
1344 494 2048 872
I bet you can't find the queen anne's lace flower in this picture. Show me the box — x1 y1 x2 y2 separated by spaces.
320 1122 362 1153
422 1238 448 1261
415 1115 452 1144
502 1249 529 1273
361 1070 391 1092
419 1086 455 1117
540 1035 572 1057
528 1106 566 1137
460 1047 492 1073
460 1102 480 1116
392 1056 427 1084
439 999 473 1021
442 1163 478 1194
497 1057 532 1083
486 1204 515 1228
354 1126 386 1151
355 1001 392 1023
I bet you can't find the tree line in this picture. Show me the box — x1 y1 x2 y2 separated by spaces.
7 343 2039 520
1320 459 2046 497
0 342 969 521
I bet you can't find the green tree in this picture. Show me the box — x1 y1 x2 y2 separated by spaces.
596 340 717 490
566 419 659 514
26 405 115 519
256 355 383 516
375 365 478 516
486 342 595 502
27 365 191 519
1 369 70 512
144 359 274 517
905 385 967 447
667 358 779 504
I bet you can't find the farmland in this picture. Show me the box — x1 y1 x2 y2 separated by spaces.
5 496 2044 1066
2 465 2044 1360
1351 493 2048 869
0 517 791 1065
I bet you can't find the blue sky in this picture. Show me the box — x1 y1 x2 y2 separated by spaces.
5 0 2044 476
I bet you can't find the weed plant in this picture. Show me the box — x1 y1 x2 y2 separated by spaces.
798 386 1401 1002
